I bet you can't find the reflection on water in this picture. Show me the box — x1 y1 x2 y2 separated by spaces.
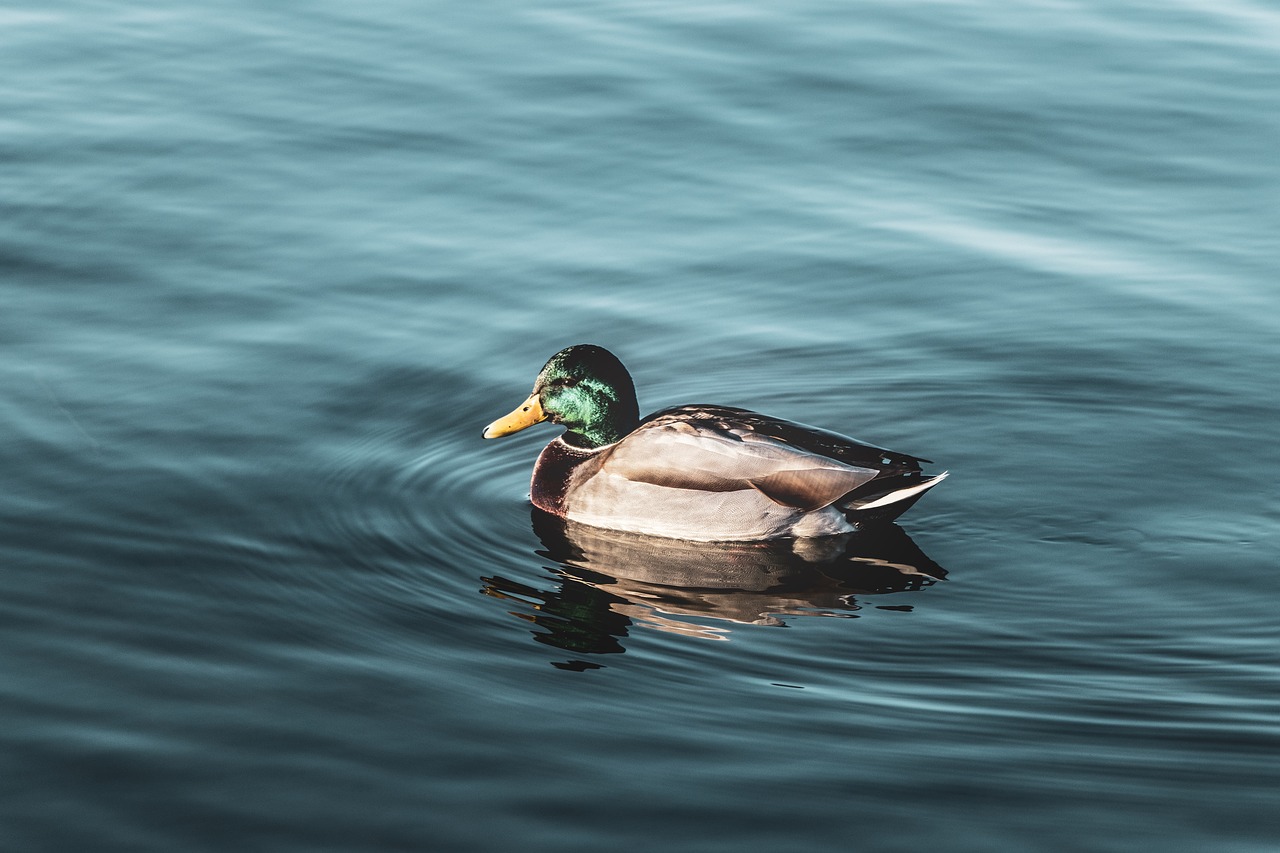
482 510 946 670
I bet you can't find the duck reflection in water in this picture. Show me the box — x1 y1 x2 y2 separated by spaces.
481 509 947 670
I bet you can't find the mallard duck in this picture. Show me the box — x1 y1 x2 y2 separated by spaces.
483 344 947 541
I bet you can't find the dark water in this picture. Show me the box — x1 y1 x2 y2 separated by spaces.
3 2 1278 850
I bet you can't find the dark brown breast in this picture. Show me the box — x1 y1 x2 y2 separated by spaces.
531 438 605 515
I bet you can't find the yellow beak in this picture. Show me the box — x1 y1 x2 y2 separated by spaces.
482 393 547 439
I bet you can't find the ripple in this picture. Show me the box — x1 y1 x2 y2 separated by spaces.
204 377 548 662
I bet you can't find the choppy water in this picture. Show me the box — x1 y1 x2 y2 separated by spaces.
3 2 1278 850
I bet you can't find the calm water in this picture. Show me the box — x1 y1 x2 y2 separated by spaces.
3 2 1278 850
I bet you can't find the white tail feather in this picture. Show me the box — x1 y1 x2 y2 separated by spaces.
853 471 949 510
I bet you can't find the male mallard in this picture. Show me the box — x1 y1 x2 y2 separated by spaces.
483 344 947 541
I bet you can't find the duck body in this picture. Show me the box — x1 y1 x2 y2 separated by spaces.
484 346 946 542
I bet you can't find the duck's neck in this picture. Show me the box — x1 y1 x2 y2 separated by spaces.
562 412 636 449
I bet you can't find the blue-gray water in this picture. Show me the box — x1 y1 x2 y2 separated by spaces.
3 2 1278 850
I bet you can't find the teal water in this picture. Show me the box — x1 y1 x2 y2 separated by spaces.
3 2 1278 850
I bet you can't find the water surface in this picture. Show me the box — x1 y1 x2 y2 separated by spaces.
2 2 1278 851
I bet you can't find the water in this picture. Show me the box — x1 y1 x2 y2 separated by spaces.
3 2 1278 850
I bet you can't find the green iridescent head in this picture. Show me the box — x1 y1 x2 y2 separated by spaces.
483 344 640 449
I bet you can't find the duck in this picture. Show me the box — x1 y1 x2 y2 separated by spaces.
483 344 947 542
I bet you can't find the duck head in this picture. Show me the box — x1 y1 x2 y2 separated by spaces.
483 344 640 449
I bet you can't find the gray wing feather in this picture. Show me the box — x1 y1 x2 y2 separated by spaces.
600 418 879 510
